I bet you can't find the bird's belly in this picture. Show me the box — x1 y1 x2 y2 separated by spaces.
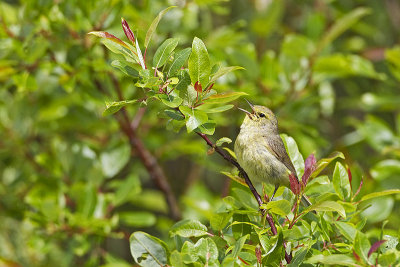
235 138 290 186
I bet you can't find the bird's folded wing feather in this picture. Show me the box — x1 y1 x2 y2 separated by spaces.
265 134 299 180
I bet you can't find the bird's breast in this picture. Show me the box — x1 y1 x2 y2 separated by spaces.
234 131 290 186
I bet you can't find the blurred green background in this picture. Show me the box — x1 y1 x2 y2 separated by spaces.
1 0 400 266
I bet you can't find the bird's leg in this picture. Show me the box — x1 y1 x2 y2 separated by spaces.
270 184 279 201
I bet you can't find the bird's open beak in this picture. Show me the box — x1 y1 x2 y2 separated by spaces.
238 99 256 119
245 99 256 114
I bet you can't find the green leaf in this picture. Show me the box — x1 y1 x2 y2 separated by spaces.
311 151 345 178
317 7 371 52
334 221 357 242
210 212 232 231
360 189 400 202
263 199 291 216
89 31 130 49
287 248 309 267
170 219 209 238
135 37 146 69
232 234 249 259
216 137 232 147
103 100 138 116
197 121 215 135
208 66 244 85
304 200 346 218
195 238 218 264
164 109 184 121
332 162 351 200
119 211 156 227
179 106 208 133
101 39 137 63
130 231 169 267
196 104 234 113
168 48 191 76
259 230 282 256
354 231 371 264
306 254 357 266
170 250 185 267
181 241 198 263
111 60 139 77
153 38 179 68
158 93 183 108
204 92 247 104
188 37 211 87
281 134 304 177
145 6 176 48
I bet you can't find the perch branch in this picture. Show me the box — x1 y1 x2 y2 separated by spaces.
108 74 181 220
196 132 292 263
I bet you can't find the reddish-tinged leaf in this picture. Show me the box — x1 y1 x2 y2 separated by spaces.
194 81 202 93
368 240 386 257
289 173 301 195
302 153 316 186
88 31 130 49
206 83 214 91
347 167 353 189
255 247 262 264
121 18 135 43
352 250 361 262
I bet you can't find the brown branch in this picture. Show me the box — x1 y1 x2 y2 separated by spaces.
196 132 292 263
108 73 181 220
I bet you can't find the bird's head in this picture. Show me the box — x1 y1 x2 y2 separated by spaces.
238 100 278 131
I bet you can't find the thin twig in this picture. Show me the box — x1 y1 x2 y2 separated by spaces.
106 73 181 220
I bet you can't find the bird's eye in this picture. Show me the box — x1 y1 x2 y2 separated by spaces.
259 113 266 118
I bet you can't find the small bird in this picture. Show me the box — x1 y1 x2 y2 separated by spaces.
234 100 311 206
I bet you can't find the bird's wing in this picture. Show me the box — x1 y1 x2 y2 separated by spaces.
265 134 299 180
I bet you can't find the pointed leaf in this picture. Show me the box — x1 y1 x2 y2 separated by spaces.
311 151 345 178
209 66 244 84
145 6 176 48
302 153 316 185
121 18 135 43
135 38 146 69
198 121 215 135
216 137 232 147
89 31 130 49
188 37 211 87
168 48 191 76
232 234 249 259
111 60 139 77
204 92 247 104
354 231 371 264
264 199 291 216
304 200 346 218
368 240 386 258
196 104 234 113
333 162 351 200
360 189 400 202
281 134 304 177
158 93 183 108
153 38 179 68
170 219 209 238
103 100 138 116
130 231 169 266
179 106 208 133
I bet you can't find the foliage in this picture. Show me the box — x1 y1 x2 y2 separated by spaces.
1 0 400 266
